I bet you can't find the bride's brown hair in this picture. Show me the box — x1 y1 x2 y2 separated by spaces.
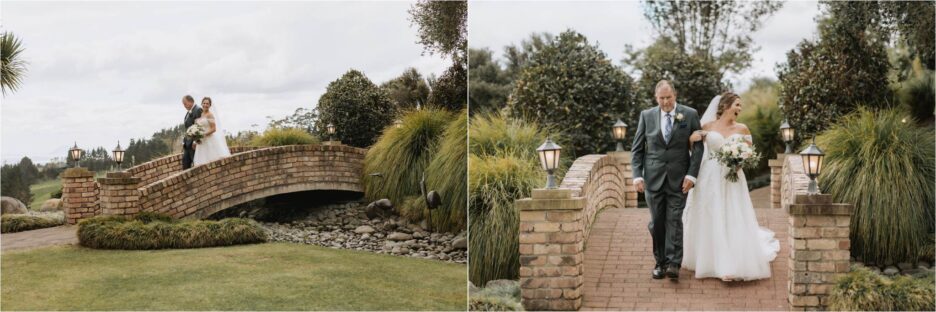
716 92 740 119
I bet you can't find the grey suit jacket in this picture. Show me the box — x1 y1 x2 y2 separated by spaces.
631 104 704 192
183 105 203 149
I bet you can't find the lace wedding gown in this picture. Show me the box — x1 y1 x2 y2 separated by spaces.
682 132 780 281
192 116 231 166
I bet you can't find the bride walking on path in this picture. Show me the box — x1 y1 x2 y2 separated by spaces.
682 92 780 282
192 97 231 166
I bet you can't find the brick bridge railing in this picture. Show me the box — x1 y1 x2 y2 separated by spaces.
516 151 855 311
62 144 365 223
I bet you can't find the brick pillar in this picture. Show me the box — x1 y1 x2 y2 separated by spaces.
787 194 853 311
98 172 141 217
62 167 98 224
769 154 790 209
517 189 585 311
609 151 638 208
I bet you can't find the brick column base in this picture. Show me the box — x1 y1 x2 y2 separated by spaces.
517 189 585 311
98 172 141 217
787 194 853 310
62 167 98 224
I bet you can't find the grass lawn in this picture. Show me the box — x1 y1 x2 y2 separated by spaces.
27 179 61 210
1 242 466 310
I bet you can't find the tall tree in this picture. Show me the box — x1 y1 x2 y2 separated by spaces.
503 32 553 82
624 37 728 113
1 32 27 96
468 48 511 115
16 157 39 186
381 68 431 110
1 164 33 205
427 62 467 111
315 70 397 148
408 0 467 64
640 0 782 75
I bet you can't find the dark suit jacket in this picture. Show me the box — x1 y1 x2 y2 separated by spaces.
183 105 203 149
631 104 704 192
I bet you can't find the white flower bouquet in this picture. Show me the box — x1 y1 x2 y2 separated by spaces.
186 123 206 144
711 136 761 182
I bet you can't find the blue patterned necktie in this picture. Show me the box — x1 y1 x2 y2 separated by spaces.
664 112 673 143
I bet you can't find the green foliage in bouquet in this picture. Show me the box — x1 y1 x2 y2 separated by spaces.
1 214 64 233
78 212 267 249
314 69 397 148
468 113 569 286
249 127 319 147
508 29 637 158
828 266 935 311
363 108 455 225
818 108 935 264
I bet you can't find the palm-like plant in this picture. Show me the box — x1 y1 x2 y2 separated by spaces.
1 32 27 96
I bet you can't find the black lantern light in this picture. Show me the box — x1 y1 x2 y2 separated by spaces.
780 119 795 154
69 142 82 167
536 137 562 189
326 123 336 141
612 119 627 152
112 141 125 170
799 137 825 195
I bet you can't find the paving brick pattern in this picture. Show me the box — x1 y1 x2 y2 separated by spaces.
581 188 790 311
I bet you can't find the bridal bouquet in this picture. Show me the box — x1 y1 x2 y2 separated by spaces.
186 123 206 144
711 136 761 182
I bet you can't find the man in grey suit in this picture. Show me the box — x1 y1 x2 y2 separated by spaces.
181 95 202 170
631 80 704 280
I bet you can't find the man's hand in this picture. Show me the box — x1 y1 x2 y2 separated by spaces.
635 179 645 193
681 178 695 194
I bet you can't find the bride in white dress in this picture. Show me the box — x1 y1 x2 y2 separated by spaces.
682 92 780 281
192 97 231 166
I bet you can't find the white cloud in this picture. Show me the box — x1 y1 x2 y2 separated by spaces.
1 1 449 164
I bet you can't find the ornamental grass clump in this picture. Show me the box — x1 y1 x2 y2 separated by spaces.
828 266 935 311
363 108 455 225
78 212 267 249
1 214 64 233
817 107 935 265
249 127 319 147
424 109 468 232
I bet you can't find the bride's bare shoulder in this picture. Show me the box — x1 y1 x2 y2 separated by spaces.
702 121 714 130
735 123 751 135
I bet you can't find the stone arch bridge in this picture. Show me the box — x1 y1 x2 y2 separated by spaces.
61 144 365 223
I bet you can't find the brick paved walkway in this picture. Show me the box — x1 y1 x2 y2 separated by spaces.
1 225 78 252
581 187 789 311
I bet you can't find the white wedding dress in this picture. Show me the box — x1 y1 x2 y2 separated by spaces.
681 96 780 281
192 114 231 166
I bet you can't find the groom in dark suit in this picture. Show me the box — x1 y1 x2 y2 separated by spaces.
631 80 704 280
181 95 202 170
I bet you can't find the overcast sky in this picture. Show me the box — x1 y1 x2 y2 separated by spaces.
469 0 821 94
1 1 449 164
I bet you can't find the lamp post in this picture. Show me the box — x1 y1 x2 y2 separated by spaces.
112 141 125 170
394 119 403 128
536 137 562 189
612 119 627 152
780 119 795 154
69 142 82 168
326 123 336 142
799 137 825 195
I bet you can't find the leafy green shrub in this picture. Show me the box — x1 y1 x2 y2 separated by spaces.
1 214 64 233
470 280 523 311
249 127 319 147
427 62 467 111
425 109 468 231
363 108 456 226
77 213 267 249
828 266 935 311
737 78 783 175
314 69 397 148
50 187 62 199
897 68 935 123
818 108 935 264
508 29 638 157
468 113 568 286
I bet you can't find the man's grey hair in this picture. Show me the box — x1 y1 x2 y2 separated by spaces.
655 80 677 94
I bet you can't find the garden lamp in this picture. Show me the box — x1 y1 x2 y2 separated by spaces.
326 123 336 141
112 141 125 170
612 119 627 152
780 119 794 154
69 142 82 168
799 137 825 195
394 119 403 128
536 137 562 189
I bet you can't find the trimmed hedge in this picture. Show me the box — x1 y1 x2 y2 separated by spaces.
1 214 64 233
829 266 935 311
78 212 267 249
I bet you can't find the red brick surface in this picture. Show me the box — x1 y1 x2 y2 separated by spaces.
581 207 790 311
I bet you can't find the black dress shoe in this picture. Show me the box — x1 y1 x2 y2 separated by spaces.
652 264 665 279
666 265 680 279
